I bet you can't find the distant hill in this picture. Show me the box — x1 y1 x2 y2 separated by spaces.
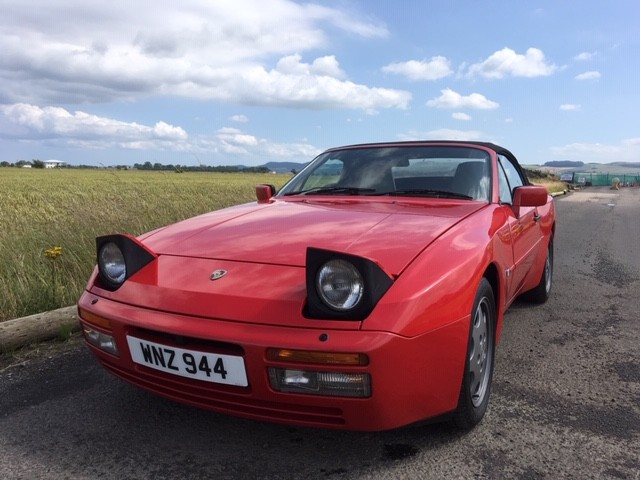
260 161 308 173
544 161 584 168
528 162 640 175
609 161 640 168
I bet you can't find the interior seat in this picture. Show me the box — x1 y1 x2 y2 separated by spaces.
450 162 489 200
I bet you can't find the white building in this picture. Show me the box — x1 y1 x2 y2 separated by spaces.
43 160 66 168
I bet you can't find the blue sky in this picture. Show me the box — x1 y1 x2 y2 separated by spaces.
0 0 638 167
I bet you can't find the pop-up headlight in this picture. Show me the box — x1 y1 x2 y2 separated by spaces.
96 234 156 290
306 247 393 320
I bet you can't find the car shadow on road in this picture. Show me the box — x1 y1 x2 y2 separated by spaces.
93 380 476 479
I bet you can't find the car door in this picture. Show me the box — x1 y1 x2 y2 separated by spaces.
497 155 544 301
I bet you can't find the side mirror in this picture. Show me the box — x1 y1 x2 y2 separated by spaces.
512 185 548 217
256 184 276 203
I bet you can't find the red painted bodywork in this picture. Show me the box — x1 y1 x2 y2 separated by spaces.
78 142 555 431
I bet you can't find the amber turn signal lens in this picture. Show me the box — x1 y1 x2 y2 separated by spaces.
267 348 368 366
78 307 112 330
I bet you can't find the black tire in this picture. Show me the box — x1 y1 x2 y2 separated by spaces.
453 277 496 430
521 237 553 304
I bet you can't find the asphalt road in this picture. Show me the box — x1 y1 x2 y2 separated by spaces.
1 187 639 480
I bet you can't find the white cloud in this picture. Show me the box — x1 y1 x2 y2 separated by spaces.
575 71 601 81
211 127 319 158
427 129 483 141
201 59 409 110
550 140 640 163
382 57 453 81
426 89 499 110
623 138 640 147
230 114 249 123
310 55 346 78
399 129 483 141
65 52 412 111
0 103 187 147
0 0 400 111
452 112 472 121
212 128 257 154
468 47 556 78
276 54 345 78
560 104 581 111
216 127 258 146
0 103 320 160
310 4 389 39
259 140 320 158
152 121 188 140
574 51 596 61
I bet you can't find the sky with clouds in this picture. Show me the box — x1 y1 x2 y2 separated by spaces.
1 0 638 166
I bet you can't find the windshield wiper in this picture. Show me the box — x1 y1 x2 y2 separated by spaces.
284 186 377 196
380 189 473 200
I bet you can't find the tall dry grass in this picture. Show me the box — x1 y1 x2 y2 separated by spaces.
1 167 565 322
0 168 290 321
524 168 566 194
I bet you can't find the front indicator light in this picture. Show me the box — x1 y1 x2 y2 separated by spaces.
268 368 371 398
83 326 119 356
267 348 368 366
78 307 112 330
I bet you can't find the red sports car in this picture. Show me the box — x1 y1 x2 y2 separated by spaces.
78 141 555 431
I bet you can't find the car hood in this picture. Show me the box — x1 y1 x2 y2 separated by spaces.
141 198 485 276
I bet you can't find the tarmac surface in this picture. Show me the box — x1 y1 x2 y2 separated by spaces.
1 186 639 479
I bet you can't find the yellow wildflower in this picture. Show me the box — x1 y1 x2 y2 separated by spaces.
44 246 63 259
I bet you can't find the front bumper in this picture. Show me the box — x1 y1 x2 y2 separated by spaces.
78 291 467 431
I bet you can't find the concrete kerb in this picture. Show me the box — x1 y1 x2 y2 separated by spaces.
0 306 80 352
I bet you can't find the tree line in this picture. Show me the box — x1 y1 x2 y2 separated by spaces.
133 161 270 173
0 160 271 173
1 160 47 168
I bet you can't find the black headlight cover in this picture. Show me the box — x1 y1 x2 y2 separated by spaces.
305 247 393 320
96 234 156 291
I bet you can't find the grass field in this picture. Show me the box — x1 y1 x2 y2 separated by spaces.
0 168 291 322
1 167 563 322
524 168 567 194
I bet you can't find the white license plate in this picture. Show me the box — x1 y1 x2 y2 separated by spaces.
126 336 248 387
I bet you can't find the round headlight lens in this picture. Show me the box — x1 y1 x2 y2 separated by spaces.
316 259 364 311
99 242 126 286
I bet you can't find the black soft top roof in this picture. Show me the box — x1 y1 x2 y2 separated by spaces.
322 140 530 184
325 140 518 161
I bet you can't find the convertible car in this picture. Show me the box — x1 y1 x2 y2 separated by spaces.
78 141 555 431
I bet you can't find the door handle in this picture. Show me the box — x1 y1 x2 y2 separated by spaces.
534 212 541 222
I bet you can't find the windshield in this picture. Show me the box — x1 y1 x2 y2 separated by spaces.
278 145 492 201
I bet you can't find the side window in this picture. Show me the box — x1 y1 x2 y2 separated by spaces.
498 155 524 204
498 162 512 203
